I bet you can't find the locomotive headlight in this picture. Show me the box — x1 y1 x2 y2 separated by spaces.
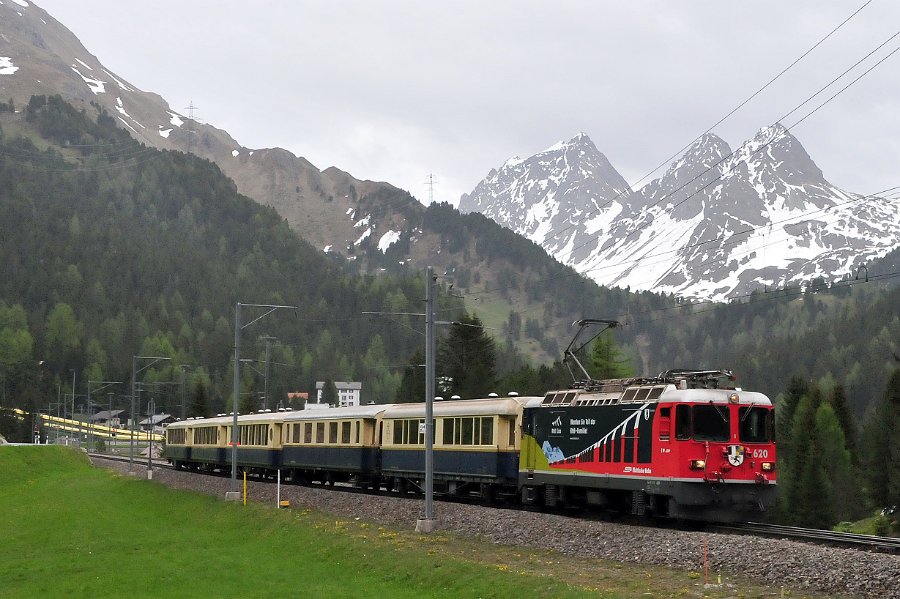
728 393 739 404
690 459 706 470
761 461 775 472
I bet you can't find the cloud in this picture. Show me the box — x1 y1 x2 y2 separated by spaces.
36 0 900 203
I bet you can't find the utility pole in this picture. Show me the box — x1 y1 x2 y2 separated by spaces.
107 392 114 452
229 303 297 500
87 381 121 454
424 173 437 205
130 356 171 472
146 398 155 478
69 370 76 447
260 335 276 411
416 266 436 533
184 101 199 151
179 365 194 420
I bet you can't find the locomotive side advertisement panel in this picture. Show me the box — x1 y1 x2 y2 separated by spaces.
524 402 657 477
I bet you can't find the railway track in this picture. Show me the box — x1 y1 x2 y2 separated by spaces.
89 453 900 555
88 452 172 470
712 521 900 554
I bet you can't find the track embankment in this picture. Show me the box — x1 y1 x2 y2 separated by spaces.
93 457 900 599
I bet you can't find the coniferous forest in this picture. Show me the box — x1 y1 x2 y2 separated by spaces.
0 96 897 531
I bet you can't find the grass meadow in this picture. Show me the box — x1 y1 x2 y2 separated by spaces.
0 446 595 598
0 446 825 598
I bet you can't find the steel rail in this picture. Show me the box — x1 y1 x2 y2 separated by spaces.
712 522 900 554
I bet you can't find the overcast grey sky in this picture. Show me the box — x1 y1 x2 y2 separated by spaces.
36 1 900 206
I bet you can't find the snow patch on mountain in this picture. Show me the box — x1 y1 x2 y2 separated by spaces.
103 68 133 92
0 57 18 75
71 66 105 94
354 228 372 245
378 230 400 252
114 97 145 129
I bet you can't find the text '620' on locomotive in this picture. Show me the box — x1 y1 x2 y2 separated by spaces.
518 319 777 522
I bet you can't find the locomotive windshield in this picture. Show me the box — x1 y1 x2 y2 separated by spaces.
675 404 730 442
739 406 773 443
692 405 730 441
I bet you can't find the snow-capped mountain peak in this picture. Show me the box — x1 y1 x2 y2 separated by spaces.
462 127 900 300
459 133 631 262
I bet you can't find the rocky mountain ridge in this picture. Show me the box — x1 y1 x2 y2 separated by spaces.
0 0 415 262
460 125 900 299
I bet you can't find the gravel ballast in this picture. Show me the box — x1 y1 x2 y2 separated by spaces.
94 458 900 599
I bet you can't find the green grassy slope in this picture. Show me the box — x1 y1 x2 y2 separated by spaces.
0 447 594 599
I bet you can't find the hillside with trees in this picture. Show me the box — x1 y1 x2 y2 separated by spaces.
0 96 898 531
0 95 447 427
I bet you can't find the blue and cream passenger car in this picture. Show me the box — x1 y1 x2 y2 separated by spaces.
380 396 534 499
165 412 284 473
281 405 385 485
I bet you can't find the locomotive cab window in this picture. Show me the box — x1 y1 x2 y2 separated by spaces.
658 407 671 440
692 405 730 442
739 407 772 443
675 405 691 440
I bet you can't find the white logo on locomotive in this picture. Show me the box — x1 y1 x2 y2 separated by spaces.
726 444 745 467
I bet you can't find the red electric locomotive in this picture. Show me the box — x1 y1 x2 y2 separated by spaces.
518 321 777 522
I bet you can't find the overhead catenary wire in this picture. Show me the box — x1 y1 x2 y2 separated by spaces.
445 181 900 332
552 26 900 270
531 0 876 253
451 29 900 308
579 188 900 286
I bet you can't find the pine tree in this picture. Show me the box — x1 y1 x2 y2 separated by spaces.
395 349 425 404
322 379 338 407
589 330 634 379
828 383 857 457
437 313 497 398
784 393 838 527
776 376 809 462
781 392 815 522
794 445 836 528
815 403 857 521
861 367 900 510
190 377 210 418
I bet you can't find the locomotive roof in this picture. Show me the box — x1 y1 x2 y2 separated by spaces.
662 388 772 406
383 396 537 419
537 385 772 408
